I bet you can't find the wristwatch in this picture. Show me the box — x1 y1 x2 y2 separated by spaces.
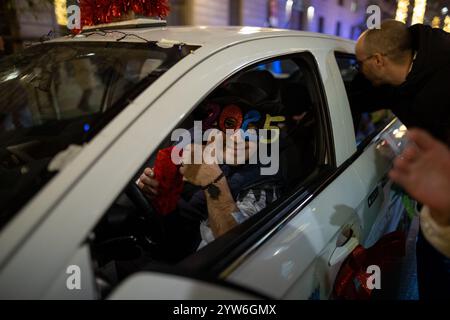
201 172 225 200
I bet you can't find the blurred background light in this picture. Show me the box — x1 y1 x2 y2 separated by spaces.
285 0 294 22
411 0 427 25
238 27 262 34
396 0 410 23
432 16 441 28
307 6 315 21
444 15 450 32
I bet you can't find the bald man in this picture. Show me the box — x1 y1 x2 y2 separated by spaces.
354 20 450 300
353 20 450 144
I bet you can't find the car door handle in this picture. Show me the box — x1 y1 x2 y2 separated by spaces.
328 237 359 266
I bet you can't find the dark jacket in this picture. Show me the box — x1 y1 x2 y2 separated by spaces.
352 24 450 144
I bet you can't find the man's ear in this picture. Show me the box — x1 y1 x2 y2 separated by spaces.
374 53 384 67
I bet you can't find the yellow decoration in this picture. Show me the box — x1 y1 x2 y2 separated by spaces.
55 0 68 26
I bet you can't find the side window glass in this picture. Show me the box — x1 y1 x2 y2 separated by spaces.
89 54 330 297
140 56 328 248
335 53 394 146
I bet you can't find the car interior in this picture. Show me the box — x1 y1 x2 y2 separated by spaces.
88 55 330 298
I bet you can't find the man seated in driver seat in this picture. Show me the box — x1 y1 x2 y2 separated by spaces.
137 82 285 255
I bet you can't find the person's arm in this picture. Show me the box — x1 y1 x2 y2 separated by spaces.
388 128 450 256
203 172 239 237
180 162 239 238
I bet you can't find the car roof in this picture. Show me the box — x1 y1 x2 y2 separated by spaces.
48 25 355 49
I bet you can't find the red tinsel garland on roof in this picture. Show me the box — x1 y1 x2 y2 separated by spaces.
80 0 170 27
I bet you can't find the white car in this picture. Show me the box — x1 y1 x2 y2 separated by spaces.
0 20 408 299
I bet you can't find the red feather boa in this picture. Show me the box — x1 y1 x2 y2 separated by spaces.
151 146 184 216
79 0 170 27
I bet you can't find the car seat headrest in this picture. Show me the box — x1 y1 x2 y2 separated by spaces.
236 69 280 101
210 81 284 115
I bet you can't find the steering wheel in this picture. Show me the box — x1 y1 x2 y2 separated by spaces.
125 182 166 244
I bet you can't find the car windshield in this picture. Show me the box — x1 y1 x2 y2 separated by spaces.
0 41 199 230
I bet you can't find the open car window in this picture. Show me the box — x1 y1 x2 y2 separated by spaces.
90 53 332 297
334 53 394 147
0 41 199 230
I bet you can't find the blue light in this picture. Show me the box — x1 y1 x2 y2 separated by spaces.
83 124 91 132
257 60 283 74
256 64 266 71
272 60 282 74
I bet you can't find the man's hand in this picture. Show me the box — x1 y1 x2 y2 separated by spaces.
137 167 159 198
389 128 450 226
179 162 222 187
179 143 238 238
179 143 222 187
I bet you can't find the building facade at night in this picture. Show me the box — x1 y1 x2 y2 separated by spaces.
1 0 449 55
165 0 399 40
0 0 61 54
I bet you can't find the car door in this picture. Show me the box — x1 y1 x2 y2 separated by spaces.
222 53 363 298
223 42 407 300
97 37 359 299
95 37 404 300
97 37 351 299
